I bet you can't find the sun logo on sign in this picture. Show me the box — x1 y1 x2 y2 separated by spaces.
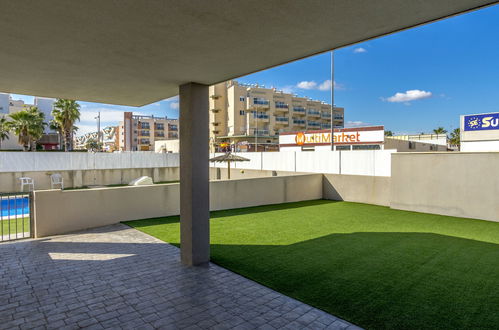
467 117 480 129
295 132 306 145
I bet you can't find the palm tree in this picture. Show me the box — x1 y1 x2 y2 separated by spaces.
7 106 46 151
52 99 81 151
449 128 460 148
433 127 447 135
0 117 9 149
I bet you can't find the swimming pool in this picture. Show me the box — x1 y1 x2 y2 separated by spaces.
0 196 30 218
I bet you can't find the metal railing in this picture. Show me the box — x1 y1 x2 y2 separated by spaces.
0 192 33 242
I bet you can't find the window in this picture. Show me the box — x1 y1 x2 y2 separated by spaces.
240 96 245 102
301 146 315 152
336 145 351 151
352 145 381 150
253 97 269 105
409 141 416 149
239 110 245 115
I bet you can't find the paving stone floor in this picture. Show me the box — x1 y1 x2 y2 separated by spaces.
0 224 361 329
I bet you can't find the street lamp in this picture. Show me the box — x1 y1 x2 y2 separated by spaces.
95 111 101 152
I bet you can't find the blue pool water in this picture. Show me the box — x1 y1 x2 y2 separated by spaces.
0 196 30 218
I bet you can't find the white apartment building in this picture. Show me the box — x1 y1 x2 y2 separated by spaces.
209 81 344 152
0 93 57 150
118 112 178 151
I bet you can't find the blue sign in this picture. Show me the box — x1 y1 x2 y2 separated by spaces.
464 113 499 131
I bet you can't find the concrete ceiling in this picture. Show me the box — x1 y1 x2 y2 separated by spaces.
0 0 496 106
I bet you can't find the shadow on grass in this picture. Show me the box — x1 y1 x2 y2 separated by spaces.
209 232 499 330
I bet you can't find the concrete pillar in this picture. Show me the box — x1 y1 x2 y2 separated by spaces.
179 82 210 266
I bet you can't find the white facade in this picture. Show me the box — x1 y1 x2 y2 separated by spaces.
34 97 55 133
279 126 385 152
0 93 9 115
460 112 499 152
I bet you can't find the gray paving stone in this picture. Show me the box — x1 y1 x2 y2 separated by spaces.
0 224 359 329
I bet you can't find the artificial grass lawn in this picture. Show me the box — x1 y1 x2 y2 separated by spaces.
125 200 499 330
1 217 30 236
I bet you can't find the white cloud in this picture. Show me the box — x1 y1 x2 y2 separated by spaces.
297 81 317 90
318 80 332 91
346 121 370 128
383 90 432 104
297 80 343 91
279 85 295 94
170 102 179 109
353 47 367 53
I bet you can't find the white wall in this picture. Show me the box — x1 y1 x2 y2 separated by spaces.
0 150 393 177
211 150 394 177
0 151 180 172
461 141 499 152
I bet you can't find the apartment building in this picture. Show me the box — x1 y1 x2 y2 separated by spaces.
117 112 178 151
209 80 344 152
0 93 57 150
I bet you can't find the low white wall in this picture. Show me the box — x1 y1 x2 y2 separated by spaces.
391 152 499 222
0 167 179 192
323 174 391 206
33 174 322 237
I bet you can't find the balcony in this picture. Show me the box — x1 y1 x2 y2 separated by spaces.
321 112 331 119
334 116 344 120
248 97 270 110
154 124 164 130
293 119 306 126
307 110 321 117
252 113 269 122
253 129 269 136
139 124 150 129
168 125 178 131
322 123 332 129
275 116 289 124
139 131 150 137
307 121 321 128
155 132 165 138
274 102 289 111
293 107 306 115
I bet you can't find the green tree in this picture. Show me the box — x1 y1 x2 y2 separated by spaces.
52 99 81 151
384 130 393 137
85 138 102 152
0 117 9 149
7 106 46 151
433 127 447 135
449 128 460 148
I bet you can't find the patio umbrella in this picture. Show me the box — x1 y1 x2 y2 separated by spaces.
209 152 250 180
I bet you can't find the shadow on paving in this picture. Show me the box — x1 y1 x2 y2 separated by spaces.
0 224 352 329
207 232 499 330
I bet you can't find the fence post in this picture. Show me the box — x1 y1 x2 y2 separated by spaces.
29 191 35 238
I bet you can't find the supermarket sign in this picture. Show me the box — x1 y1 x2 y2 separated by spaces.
279 126 384 146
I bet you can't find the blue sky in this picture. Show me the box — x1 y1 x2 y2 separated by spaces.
11 4 499 135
